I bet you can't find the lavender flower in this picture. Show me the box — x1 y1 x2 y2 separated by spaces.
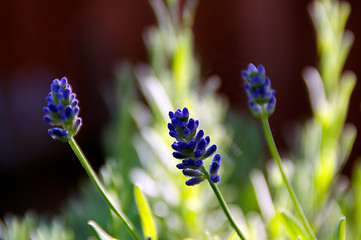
168 108 220 185
43 77 82 142
242 64 276 117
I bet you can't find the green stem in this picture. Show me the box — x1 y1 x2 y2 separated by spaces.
261 117 317 240
68 137 140 240
201 166 247 240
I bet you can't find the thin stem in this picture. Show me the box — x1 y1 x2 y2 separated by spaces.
261 117 317 240
201 166 246 240
68 137 140 240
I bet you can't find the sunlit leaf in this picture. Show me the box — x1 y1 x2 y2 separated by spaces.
88 220 118 240
336 217 346 240
279 210 309 240
228 231 237 240
135 186 158 240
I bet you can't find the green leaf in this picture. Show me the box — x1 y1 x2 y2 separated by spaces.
88 220 118 240
173 32 193 101
338 1 351 33
134 186 158 240
279 210 310 240
336 217 346 240
228 231 237 240
338 124 356 168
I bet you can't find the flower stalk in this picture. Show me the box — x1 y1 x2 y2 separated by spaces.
168 108 247 239
242 64 317 239
43 77 140 240
68 137 140 240
261 111 317 240
200 166 246 240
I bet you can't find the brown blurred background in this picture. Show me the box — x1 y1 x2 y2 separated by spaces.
0 0 360 217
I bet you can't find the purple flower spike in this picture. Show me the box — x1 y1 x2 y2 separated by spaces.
168 107 222 185
43 77 82 141
242 64 276 118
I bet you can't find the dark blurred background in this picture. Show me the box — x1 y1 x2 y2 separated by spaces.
1 0 360 218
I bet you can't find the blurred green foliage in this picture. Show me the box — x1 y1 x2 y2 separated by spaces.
249 0 358 239
132 0 262 238
0 0 359 239
0 213 74 240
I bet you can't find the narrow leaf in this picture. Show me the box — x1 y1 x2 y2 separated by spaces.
336 217 346 240
338 124 356 169
251 169 275 221
228 231 237 240
134 185 158 240
88 220 118 240
279 210 309 240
